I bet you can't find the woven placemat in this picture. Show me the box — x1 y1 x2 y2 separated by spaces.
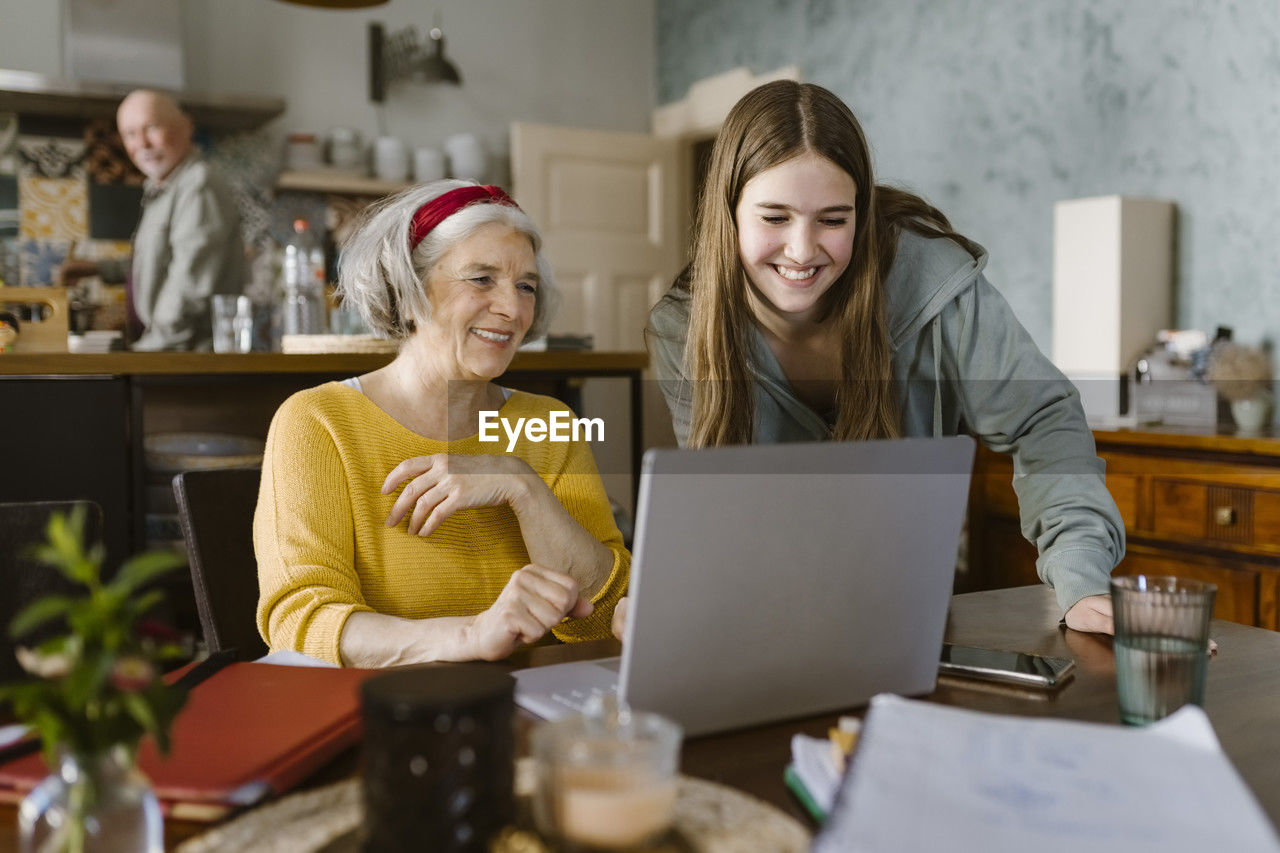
176 763 810 853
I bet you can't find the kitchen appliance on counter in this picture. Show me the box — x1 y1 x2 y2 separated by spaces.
1130 342 1219 428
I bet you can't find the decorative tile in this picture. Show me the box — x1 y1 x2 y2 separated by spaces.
88 181 143 240
207 131 280 250
18 239 71 287
0 113 16 174
0 173 16 210
0 237 19 287
0 175 16 286
18 176 88 241
17 135 87 179
83 117 142 186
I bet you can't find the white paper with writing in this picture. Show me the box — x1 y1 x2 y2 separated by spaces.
814 694 1280 853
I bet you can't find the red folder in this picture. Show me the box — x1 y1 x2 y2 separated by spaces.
0 662 375 821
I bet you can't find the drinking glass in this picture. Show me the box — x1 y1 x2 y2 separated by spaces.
1111 575 1216 725
531 705 681 850
210 295 239 354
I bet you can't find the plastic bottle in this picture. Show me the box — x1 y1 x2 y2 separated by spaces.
281 218 327 336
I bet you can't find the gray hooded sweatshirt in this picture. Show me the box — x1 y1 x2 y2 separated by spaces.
647 229 1125 616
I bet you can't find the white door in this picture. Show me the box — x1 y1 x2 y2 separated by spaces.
511 122 682 352
512 122 684 511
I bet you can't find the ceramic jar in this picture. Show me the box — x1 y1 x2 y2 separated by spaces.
413 147 446 182
327 127 364 172
373 136 410 183
444 133 487 183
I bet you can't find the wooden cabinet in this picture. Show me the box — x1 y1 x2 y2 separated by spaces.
967 427 1280 628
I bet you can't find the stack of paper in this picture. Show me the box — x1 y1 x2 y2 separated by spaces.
786 734 842 821
814 695 1280 853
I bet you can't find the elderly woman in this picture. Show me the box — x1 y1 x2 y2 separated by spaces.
254 181 628 666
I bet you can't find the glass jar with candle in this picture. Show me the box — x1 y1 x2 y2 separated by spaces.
531 707 682 850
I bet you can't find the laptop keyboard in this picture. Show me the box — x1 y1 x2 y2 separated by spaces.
545 684 618 716
512 657 623 720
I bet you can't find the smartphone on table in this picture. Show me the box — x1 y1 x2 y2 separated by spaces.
938 644 1075 690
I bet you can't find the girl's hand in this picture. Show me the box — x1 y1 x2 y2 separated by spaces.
1063 594 1113 634
383 453 534 536
465 564 593 661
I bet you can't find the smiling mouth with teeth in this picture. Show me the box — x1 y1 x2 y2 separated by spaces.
471 328 513 343
774 265 818 282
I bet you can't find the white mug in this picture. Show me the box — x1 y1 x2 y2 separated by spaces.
413 147 446 183
373 136 410 183
444 132 487 182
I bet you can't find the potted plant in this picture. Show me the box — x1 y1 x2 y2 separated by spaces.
0 507 189 853
1207 342 1274 433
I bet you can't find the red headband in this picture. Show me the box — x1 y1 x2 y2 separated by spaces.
408 185 519 250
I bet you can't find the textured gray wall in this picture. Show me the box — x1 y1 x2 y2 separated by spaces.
658 0 1280 353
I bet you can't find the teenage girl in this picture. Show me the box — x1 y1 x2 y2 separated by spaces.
647 81 1123 634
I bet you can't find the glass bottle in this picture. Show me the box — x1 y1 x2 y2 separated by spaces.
19 747 163 853
280 218 327 336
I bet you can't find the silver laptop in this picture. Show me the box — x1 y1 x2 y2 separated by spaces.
514 436 975 737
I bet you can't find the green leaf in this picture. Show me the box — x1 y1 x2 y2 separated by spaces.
121 590 166 624
121 692 159 736
9 596 74 639
110 550 184 596
26 507 101 586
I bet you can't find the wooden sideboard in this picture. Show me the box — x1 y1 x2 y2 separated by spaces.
967 426 1280 628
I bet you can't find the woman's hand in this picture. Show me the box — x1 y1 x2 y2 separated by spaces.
383 453 535 536
1063 594 1114 634
466 564 593 661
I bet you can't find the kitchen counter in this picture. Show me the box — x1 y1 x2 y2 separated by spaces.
0 350 647 376
1085 420 1280 458
1 350 648 574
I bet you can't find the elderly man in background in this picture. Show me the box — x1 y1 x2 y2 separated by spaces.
61 89 244 351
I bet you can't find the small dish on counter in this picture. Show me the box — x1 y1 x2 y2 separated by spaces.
143 432 265 473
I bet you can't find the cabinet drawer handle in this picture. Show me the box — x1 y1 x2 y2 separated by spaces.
1214 506 1237 526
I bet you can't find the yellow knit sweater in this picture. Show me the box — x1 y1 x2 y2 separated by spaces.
254 382 629 664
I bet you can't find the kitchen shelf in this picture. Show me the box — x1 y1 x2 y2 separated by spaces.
275 170 411 196
0 69 284 131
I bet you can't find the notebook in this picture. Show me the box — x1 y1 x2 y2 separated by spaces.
514 436 975 736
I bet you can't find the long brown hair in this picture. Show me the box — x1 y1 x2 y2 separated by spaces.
682 80 978 447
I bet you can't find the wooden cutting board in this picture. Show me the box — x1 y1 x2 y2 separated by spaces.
0 287 69 353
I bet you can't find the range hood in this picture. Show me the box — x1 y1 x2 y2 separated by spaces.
0 69 284 131
0 1 283 132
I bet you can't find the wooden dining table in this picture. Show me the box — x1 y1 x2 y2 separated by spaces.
3 583 1278 850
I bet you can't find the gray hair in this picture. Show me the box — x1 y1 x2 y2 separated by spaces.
336 179 560 341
